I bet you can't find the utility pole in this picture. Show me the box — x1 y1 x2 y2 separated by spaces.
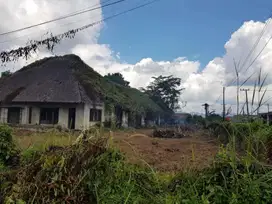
267 104 270 125
202 103 209 118
234 59 240 117
240 88 250 116
223 86 226 121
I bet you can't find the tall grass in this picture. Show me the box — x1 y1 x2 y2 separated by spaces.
1 124 272 203
13 129 77 151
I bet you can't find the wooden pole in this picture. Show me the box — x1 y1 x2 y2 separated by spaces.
223 86 226 121
267 104 270 125
240 88 250 117
245 89 249 116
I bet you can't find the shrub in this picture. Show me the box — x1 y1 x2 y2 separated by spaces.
168 146 272 203
2 137 165 204
0 125 18 167
208 121 272 161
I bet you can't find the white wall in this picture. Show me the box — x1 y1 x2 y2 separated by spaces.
58 107 69 128
0 103 105 130
75 103 105 130
31 107 40 125
0 108 8 123
88 103 105 127
141 114 145 126
21 107 29 124
74 104 84 130
122 111 129 127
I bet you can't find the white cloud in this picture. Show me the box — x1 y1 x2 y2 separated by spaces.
1 1 272 115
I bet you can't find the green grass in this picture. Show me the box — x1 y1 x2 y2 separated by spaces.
1 123 272 203
13 129 77 151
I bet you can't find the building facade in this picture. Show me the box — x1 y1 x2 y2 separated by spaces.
0 102 106 130
0 54 160 130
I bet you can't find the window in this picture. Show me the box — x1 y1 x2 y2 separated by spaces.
40 108 59 124
7 107 22 124
90 109 102 121
28 107 32 124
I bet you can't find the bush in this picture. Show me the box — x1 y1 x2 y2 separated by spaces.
0 125 18 167
168 146 272 203
2 126 272 203
2 137 164 204
208 121 272 161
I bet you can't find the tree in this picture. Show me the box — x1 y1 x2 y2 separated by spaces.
104 73 130 87
1 70 12 78
187 114 205 125
206 113 222 122
142 75 184 112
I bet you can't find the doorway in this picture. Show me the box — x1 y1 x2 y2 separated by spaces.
68 108 76 129
7 107 21 124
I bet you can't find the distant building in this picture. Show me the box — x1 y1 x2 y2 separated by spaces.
172 113 190 124
259 112 272 124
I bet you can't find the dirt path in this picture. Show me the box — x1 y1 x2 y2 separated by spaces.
112 129 219 172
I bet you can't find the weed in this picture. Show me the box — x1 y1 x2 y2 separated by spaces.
1 125 272 203
0 125 18 167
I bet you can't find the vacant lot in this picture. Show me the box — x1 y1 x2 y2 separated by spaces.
13 128 219 172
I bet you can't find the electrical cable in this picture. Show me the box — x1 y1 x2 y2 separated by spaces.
0 0 125 37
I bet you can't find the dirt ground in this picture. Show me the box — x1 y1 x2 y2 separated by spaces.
13 128 219 172
112 129 219 172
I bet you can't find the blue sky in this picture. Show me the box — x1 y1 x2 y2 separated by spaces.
99 0 272 68
2 0 272 113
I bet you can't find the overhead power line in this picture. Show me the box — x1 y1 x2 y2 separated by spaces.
0 0 125 37
0 0 162 63
57 0 113 17
211 12 272 111
0 1 117 45
238 15 272 73
244 35 272 73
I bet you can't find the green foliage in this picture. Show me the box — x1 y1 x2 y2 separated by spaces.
1 70 12 78
20 147 40 166
0 125 17 166
208 121 272 161
104 72 130 87
2 138 164 204
142 75 184 112
186 114 205 126
73 59 162 114
2 126 272 203
206 113 222 122
168 146 272 204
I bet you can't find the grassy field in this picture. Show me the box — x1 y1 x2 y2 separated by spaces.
1 123 272 203
12 128 219 172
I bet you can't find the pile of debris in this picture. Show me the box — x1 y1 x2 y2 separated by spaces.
177 124 200 132
152 128 185 138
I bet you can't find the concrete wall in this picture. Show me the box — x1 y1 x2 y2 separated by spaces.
64 103 104 130
21 107 29 124
75 104 84 130
0 102 105 130
87 103 104 127
141 114 145 127
58 107 69 128
122 111 129 127
0 108 8 123
31 107 40 125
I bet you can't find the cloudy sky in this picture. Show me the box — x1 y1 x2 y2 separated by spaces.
1 0 272 115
